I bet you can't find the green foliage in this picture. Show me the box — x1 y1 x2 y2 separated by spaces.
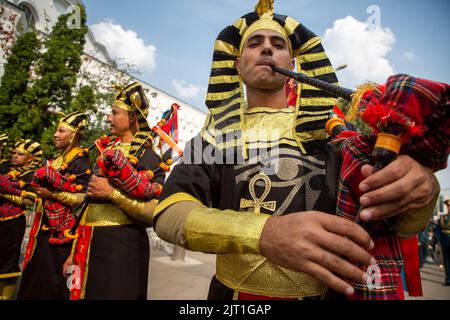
28 5 88 157
0 4 139 159
0 5 89 158
0 31 40 143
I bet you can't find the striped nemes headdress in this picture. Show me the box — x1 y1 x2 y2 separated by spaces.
58 111 88 136
12 139 43 171
112 82 152 157
202 0 339 157
0 134 7 148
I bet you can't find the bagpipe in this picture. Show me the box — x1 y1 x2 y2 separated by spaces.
30 144 94 242
64 103 183 240
31 137 99 194
273 66 449 298
273 65 449 179
0 172 37 201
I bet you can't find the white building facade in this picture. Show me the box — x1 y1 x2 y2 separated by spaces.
0 0 207 151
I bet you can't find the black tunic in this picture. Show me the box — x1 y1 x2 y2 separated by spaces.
79 147 165 300
18 156 90 300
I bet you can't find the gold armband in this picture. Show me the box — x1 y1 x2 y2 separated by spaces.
2 194 24 206
184 206 270 255
52 192 85 209
109 189 156 224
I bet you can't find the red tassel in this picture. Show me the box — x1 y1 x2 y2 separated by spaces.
400 236 423 297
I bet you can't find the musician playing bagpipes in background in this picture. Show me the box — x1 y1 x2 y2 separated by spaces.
154 0 443 300
0 139 42 300
0 134 10 174
63 82 167 300
17 112 91 300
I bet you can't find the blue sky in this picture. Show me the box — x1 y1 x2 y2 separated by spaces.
82 0 450 188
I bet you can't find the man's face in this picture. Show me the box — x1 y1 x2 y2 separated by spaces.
11 149 32 167
237 29 294 91
107 106 131 137
54 125 74 150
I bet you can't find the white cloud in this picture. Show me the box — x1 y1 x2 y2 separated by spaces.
322 16 396 88
90 20 156 73
171 80 206 100
403 51 416 61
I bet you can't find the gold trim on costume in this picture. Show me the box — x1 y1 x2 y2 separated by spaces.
52 192 85 209
184 206 270 255
51 147 85 171
214 40 239 57
240 18 291 54
110 189 157 224
240 172 276 214
13 146 32 157
153 192 203 218
0 272 21 279
284 16 300 36
0 210 25 222
83 204 134 227
207 87 242 102
58 122 76 132
297 36 321 54
216 254 326 298
80 227 94 300
303 66 336 78
212 60 237 69
113 100 134 112
209 75 241 85
298 52 328 63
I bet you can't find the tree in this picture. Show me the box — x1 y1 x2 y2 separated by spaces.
19 4 89 157
0 31 40 142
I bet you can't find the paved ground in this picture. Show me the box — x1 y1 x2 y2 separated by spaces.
148 235 450 300
405 263 450 300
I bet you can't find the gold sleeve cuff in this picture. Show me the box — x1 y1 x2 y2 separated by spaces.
184 206 270 255
52 192 85 209
396 176 440 238
109 189 156 225
2 194 24 206
153 192 203 218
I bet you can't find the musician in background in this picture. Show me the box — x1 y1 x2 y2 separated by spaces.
439 199 450 286
17 112 90 300
63 82 165 300
154 0 441 300
0 139 41 300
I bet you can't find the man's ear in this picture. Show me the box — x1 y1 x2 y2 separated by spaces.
128 111 137 123
290 58 295 71
26 155 34 167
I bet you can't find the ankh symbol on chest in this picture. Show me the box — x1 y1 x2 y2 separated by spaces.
240 171 276 214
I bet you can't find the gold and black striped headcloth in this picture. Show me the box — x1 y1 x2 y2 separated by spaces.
202 0 339 157
58 111 88 155
59 111 87 136
12 139 43 171
112 82 152 157
0 134 7 148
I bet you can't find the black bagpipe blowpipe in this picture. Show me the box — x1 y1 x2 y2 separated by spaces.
271 66 355 101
